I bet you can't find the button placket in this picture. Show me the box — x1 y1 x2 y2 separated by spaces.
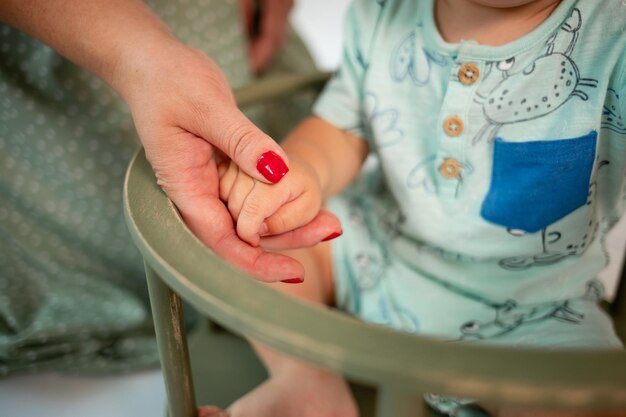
435 60 483 196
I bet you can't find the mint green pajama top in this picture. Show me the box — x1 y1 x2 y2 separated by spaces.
315 0 626 349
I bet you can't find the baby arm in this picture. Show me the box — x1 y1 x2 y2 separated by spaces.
219 116 369 246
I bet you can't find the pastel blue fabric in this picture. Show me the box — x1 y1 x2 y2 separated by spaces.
314 0 626 335
481 131 597 233
314 0 626 414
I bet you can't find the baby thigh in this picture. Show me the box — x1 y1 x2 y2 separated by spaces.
482 299 623 350
333 246 622 348
267 241 337 306
227 242 358 417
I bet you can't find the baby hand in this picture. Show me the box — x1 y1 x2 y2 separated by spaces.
218 155 323 247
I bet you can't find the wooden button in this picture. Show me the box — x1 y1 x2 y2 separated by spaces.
443 116 464 137
458 63 480 85
439 159 461 179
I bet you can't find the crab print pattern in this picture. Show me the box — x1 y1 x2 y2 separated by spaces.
497 160 607 270
472 8 598 144
458 280 603 341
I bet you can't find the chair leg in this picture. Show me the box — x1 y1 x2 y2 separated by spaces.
376 385 427 417
145 263 197 417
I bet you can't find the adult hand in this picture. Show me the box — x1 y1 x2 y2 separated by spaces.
239 0 294 72
218 154 324 247
0 0 339 282
119 40 341 282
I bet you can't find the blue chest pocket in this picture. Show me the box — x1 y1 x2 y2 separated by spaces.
480 131 597 233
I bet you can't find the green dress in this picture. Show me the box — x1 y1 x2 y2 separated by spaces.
0 0 316 375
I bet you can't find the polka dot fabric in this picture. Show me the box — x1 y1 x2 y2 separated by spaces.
0 0 316 375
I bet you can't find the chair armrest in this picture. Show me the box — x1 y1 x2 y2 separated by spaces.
123 74 626 411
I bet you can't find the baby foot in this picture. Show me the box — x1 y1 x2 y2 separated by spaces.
227 365 358 417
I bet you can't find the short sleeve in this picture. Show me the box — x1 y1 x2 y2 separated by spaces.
313 0 385 141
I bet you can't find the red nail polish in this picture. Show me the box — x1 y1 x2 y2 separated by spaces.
322 231 343 242
281 278 304 284
257 151 289 183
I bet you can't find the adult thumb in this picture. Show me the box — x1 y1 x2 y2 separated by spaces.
196 103 290 184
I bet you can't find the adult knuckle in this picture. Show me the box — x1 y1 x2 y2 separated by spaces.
227 124 258 161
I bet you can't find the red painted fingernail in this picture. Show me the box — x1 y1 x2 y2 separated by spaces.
322 231 343 242
281 278 304 284
257 151 289 183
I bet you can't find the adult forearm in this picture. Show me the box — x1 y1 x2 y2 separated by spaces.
0 0 176 98
282 116 368 199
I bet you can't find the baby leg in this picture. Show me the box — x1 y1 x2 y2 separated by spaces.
227 243 359 417
488 300 625 417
